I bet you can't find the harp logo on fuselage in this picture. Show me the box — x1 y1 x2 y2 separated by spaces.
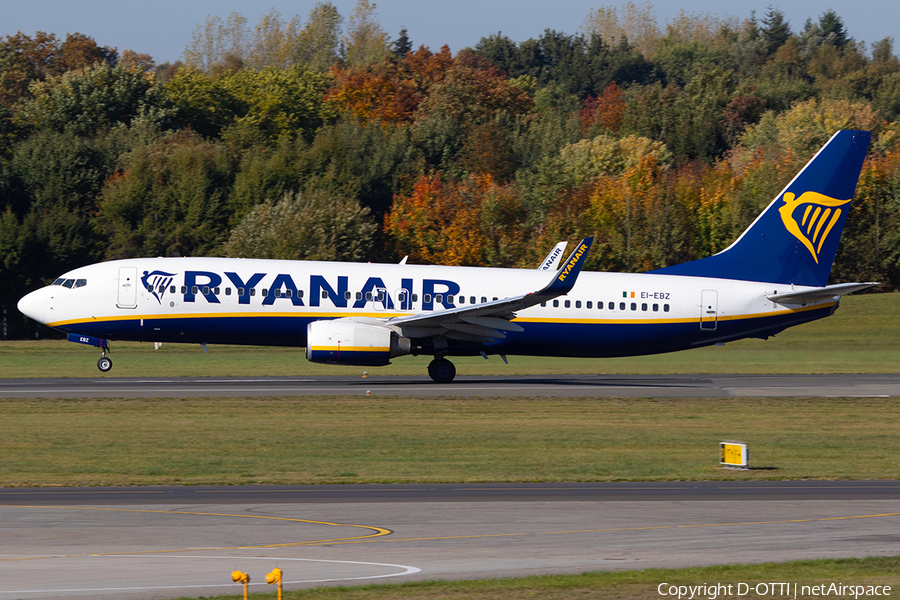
778 191 852 264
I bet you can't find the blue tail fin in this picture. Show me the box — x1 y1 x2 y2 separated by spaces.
651 130 871 287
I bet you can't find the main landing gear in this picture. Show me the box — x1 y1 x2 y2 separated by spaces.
427 357 456 383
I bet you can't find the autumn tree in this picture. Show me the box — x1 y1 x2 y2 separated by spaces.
342 0 390 67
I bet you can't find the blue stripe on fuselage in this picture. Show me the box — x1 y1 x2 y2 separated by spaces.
55 303 836 358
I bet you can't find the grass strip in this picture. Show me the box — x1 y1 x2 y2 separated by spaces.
1 293 898 378
2 396 899 486
172 556 900 599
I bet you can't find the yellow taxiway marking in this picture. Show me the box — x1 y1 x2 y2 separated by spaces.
0 505 391 561
2 506 897 561
291 511 900 547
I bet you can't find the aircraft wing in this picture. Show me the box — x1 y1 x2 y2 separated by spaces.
386 238 593 342
767 282 879 303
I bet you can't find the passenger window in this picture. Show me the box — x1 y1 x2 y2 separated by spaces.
609 302 615 310
653 303 658 311
423 294 432 303
285 289 293 298
322 290 328 299
225 288 232 296
541 301 546 307
412 294 418 302
214 287 220 295
170 286 176 294
262 289 268 297
642 303 647 311
565 300 571 308
237 288 245 296
192 286 199 294
249 288 256 297
553 299 559 308
619 302 625 310
470 296 476 304
356 292 362 300
493 297 498 301
434 294 443 303
586 301 592 309
631 302 637 311
447 295 454 303
664 304 670 312
481 297 487 303
345 291 352 300
366 292 373 301
182 286 187 294
203 286 210 295
458 295 464 304
298 290 304 298
274 289 282 298
575 300 582 308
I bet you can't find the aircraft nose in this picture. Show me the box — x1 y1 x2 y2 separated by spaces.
17 288 46 324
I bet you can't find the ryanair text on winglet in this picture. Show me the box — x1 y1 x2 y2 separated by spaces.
557 243 589 282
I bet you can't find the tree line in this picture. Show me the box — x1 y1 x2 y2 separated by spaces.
2 1 899 338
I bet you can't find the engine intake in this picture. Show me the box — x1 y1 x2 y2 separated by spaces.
306 319 411 366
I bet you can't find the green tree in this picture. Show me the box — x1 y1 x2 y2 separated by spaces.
15 63 174 136
98 131 235 258
343 0 390 67
222 189 376 261
294 2 343 71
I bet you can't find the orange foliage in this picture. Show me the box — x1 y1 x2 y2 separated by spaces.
325 45 457 125
385 172 527 266
579 82 626 134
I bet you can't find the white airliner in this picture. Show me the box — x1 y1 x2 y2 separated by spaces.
18 130 876 382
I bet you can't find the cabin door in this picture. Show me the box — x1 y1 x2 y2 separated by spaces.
117 267 138 309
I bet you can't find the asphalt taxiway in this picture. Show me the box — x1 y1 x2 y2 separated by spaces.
2 482 900 599
1 373 899 398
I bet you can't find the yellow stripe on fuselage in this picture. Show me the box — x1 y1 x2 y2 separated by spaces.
47 301 835 330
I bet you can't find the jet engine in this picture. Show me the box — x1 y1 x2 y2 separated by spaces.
306 318 412 366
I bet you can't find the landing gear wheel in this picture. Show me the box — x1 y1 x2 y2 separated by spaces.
97 356 113 372
428 357 456 383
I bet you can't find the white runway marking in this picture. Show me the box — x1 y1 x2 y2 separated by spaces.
0 555 421 595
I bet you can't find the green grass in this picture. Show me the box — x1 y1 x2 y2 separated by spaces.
2 395 899 486
2 292 898 378
172 556 900 599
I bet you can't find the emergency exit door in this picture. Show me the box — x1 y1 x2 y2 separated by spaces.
700 289 718 330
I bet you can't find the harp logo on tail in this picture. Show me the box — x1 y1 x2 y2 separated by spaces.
778 191 852 264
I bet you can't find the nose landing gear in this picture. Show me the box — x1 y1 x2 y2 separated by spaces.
427 357 456 383
97 343 112 372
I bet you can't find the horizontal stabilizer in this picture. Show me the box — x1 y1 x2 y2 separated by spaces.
767 282 879 303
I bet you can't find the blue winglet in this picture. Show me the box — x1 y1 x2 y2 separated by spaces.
539 237 593 297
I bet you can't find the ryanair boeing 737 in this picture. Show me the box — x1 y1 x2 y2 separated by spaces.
18 130 876 383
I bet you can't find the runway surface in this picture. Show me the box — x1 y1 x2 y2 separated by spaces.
1 373 899 398
2 482 900 599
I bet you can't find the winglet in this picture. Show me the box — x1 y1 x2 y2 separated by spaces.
537 237 593 297
537 241 568 270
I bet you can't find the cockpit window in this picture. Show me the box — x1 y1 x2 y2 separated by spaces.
53 278 87 288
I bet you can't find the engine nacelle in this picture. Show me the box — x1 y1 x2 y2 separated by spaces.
306 319 411 366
